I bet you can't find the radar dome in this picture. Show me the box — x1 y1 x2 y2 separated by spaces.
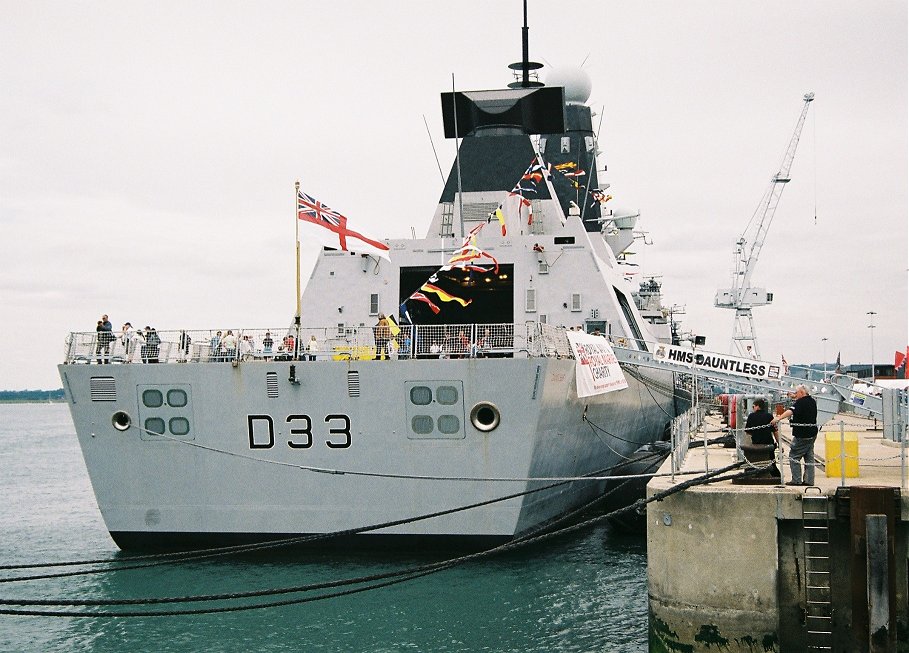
544 67 592 105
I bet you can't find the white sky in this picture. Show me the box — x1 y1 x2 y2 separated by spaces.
1 0 906 390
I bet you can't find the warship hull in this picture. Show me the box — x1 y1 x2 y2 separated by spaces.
59 33 688 550
60 355 674 549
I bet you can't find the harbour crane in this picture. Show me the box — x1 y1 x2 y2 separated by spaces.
715 92 815 359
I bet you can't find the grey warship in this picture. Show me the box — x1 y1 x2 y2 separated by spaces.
59 31 681 550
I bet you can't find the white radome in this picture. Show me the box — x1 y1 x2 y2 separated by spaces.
545 66 592 105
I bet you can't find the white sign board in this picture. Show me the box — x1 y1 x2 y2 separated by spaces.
652 343 782 381
566 331 629 397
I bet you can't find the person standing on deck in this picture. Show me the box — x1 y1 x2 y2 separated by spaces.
306 335 318 361
209 331 221 362
96 314 113 364
262 332 274 360
179 330 192 362
374 314 390 360
121 322 136 363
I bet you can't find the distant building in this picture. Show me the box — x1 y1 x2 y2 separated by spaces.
841 364 896 380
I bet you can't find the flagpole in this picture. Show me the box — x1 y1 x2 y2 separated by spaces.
294 181 302 359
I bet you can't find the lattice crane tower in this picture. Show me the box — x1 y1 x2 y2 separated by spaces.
715 92 815 359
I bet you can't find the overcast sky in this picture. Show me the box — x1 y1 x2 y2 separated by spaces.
1 0 906 390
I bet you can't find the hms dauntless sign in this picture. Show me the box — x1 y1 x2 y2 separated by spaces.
567 331 629 397
652 343 782 381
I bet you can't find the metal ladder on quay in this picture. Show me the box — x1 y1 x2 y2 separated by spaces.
801 487 833 650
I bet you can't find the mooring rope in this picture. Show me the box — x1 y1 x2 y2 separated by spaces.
0 460 755 618
0 450 670 579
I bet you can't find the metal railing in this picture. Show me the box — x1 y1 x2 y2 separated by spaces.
669 404 707 478
62 322 576 365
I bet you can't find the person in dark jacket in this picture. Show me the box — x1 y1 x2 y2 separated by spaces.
745 398 777 446
95 314 113 364
772 384 819 486
145 327 161 364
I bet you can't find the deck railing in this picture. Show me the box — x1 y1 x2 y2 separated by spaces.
63 322 578 365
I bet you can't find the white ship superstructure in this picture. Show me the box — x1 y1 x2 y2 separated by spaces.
59 39 682 550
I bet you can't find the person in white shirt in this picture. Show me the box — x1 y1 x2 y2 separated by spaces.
239 335 253 360
220 330 238 361
121 322 137 363
306 335 319 361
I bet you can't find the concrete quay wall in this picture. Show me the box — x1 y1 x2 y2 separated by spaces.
647 420 908 653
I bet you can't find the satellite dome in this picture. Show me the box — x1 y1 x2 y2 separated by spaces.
544 66 592 105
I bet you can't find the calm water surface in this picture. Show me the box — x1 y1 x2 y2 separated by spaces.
0 403 648 652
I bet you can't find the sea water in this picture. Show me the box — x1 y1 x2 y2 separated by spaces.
0 403 648 652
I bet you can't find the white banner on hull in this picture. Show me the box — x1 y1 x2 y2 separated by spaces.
566 331 629 397
652 342 782 381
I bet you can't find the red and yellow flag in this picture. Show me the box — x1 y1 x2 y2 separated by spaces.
421 283 472 307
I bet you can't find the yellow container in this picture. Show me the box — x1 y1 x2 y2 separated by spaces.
825 432 859 478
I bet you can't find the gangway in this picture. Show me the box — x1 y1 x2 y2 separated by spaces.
612 343 908 441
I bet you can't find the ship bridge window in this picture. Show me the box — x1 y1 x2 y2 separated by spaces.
144 417 165 436
399 264 514 326
554 236 575 245
613 287 649 352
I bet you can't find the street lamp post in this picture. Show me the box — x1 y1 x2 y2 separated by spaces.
867 311 877 383
821 337 828 380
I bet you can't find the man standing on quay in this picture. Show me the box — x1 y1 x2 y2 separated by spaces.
771 384 819 486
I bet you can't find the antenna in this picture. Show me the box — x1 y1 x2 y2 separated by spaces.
507 0 543 89
423 114 445 184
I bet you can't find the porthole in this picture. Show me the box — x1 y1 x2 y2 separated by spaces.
111 411 132 432
142 389 163 408
169 417 190 436
436 385 458 405
470 402 501 432
411 415 434 434
167 389 188 407
409 386 432 406
144 417 166 436
437 415 460 434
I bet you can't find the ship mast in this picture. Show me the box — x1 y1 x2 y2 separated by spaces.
507 0 543 89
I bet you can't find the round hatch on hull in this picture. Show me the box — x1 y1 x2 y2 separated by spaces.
470 402 501 432
111 410 132 432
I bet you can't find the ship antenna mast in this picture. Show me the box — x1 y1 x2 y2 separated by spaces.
507 0 544 89
520 0 530 87
714 92 815 358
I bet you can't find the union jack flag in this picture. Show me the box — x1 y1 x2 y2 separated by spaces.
297 189 390 260
297 190 343 226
